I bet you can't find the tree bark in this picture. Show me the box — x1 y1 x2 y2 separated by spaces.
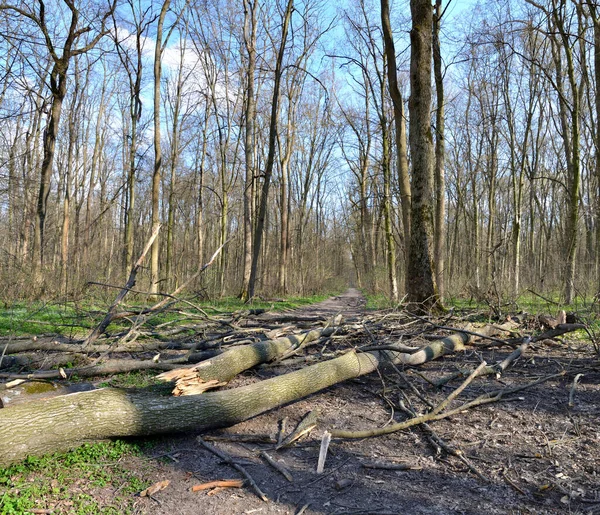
432 0 445 301
407 0 438 306
240 0 258 301
590 5 600 292
381 0 411 269
150 0 172 295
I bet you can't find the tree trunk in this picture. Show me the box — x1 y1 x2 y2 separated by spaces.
381 0 411 267
248 0 293 299
433 0 445 301
34 68 67 283
591 6 600 292
0 325 488 467
407 0 438 306
150 0 171 295
240 0 257 301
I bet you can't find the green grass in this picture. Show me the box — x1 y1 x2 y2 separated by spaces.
196 293 332 314
0 302 94 337
99 370 159 389
0 293 335 338
364 293 400 310
0 440 149 515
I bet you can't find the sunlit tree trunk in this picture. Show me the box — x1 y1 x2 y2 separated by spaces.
381 0 411 288
433 0 445 301
240 0 257 301
150 0 172 295
407 0 438 306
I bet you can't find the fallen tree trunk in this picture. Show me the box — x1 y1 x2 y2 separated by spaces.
0 349 379 466
0 358 182 381
2 339 184 355
157 326 336 388
0 324 476 466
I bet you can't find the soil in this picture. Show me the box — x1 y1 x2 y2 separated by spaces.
12 290 600 514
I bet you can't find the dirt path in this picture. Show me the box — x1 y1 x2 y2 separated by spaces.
260 288 366 320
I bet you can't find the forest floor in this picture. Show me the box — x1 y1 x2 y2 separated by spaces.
2 289 600 514
124 290 599 515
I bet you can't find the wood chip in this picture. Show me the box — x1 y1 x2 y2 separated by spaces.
316 431 331 473
191 479 244 492
139 479 170 497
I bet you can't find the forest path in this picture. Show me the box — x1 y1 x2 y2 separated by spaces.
257 287 366 322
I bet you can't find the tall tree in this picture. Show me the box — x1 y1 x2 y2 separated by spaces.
432 0 445 300
150 0 172 295
407 0 437 306
239 0 258 301
248 0 294 300
380 0 411 275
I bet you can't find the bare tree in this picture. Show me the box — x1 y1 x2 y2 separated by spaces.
0 0 115 283
248 0 294 300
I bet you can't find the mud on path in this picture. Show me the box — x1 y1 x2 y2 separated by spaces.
58 291 600 514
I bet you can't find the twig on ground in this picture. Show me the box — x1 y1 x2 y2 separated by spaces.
361 460 421 471
430 361 487 416
259 451 293 482
398 395 487 481
436 339 531 387
406 312 513 346
197 437 268 502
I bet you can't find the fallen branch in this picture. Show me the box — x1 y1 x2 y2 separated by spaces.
196 437 267 501
399 396 487 481
436 338 532 387
83 237 229 348
83 225 161 348
430 361 487 416
259 451 293 481
157 327 336 394
0 357 182 381
330 371 566 439
0 324 518 466
532 323 586 342
361 461 421 471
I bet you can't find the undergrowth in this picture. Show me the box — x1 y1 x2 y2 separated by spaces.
0 440 148 515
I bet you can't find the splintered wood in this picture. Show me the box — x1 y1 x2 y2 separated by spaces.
172 377 226 396
139 480 170 497
276 409 320 449
191 479 244 493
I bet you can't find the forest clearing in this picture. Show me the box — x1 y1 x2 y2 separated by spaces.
2 0 600 513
